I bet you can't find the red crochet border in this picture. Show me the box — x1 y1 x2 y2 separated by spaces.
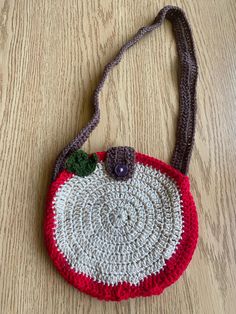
44 152 198 301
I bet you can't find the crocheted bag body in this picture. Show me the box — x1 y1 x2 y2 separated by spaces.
44 6 198 301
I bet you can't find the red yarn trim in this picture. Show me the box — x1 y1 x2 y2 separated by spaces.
44 152 198 301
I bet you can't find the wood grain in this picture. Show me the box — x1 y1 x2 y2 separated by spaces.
0 0 236 313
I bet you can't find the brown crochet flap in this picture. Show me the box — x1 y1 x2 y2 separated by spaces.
105 147 135 181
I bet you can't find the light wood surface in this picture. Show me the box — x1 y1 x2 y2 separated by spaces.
1 1 236 313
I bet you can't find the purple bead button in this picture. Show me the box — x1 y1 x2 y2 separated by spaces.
114 164 128 177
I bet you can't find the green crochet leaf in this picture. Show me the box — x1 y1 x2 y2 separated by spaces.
65 150 98 177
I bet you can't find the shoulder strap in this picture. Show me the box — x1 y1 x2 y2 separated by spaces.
52 5 198 180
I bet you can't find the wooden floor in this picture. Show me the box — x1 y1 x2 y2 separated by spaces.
1 0 236 313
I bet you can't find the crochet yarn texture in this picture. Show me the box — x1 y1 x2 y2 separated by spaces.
45 152 198 300
65 150 98 177
44 5 199 301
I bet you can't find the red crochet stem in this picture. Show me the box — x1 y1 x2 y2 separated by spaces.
44 152 198 301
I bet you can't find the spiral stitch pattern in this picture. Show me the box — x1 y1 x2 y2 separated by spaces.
45 152 198 300
53 162 183 285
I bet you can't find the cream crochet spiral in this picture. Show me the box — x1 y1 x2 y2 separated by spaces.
53 162 183 286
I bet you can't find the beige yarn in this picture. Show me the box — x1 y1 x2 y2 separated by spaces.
53 162 183 286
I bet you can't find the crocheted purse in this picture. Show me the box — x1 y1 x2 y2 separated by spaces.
44 6 198 301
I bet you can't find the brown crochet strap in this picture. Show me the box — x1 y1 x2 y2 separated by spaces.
52 5 198 180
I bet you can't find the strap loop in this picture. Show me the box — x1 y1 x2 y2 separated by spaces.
52 5 198 180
